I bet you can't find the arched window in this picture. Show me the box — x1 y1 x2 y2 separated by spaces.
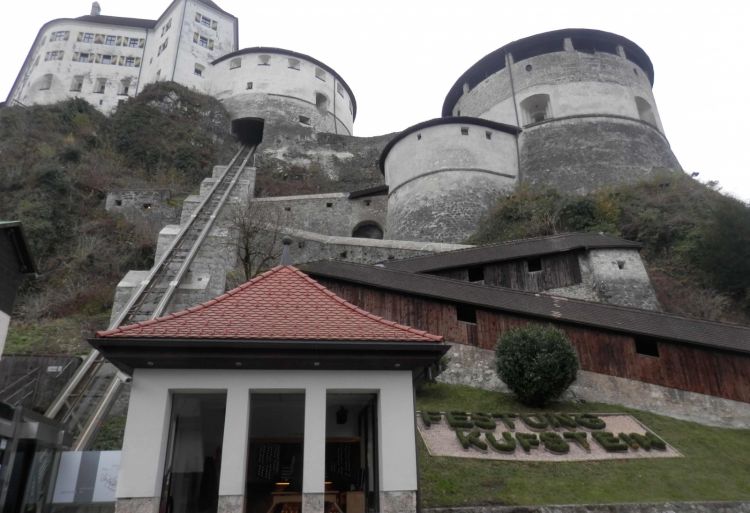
635 97 656 125
352 222 383 240
520 93 551 125
229 58 241 70
315 92 329 112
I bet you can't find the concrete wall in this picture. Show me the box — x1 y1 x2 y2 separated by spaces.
438 343 750 428
546 248 660 310
105 189 180 232
384 122 518 243
116 369 418 513
9 19 147 112
210 51 355 134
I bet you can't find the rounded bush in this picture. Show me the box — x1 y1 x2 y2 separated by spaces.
495 324 579 406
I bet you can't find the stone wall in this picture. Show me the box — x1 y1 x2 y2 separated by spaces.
251 193 386 238
105 189 180 233
520 117 681 194
437 343 750 428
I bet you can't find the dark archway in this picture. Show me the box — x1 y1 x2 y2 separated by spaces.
352 221 383 240
231 117 265 145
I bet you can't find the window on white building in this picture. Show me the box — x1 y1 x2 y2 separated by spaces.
75 52 92 63
94 78 106 94
39 74 53 90
520 93 551 125
50 31 69 42
246 81 253 89
124 56 136 67
118 78 131 96
81 32 94 43
105 35 116 45
229 58 241 69
315 66 326 81
44 51 64 61
70 75 84 92
258 54 271 66
315 92 329 112
101 54 114 65
194 63 205 77
635 97 657 126
336 83 344 98
288 58 300 70
128 38 140 48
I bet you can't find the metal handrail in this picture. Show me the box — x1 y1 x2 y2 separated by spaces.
52 145 255 449
0 368 38 396
45 145 248 419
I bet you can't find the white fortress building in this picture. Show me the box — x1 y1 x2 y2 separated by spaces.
6 0 356 134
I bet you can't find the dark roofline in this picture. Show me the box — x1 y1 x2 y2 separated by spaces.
348 185 388 199
74 15 157 29
89 337 448 375
212 47 357 120
300 260 750 356
378 117 521 173
384 232 642 273
442 29 655 117
0 221 37 274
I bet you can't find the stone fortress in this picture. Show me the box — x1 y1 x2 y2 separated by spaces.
8 0 685 315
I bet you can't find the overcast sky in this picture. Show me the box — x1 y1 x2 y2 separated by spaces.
3 1 749 201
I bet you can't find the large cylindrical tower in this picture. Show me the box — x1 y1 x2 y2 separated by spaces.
442 29 681 193
381 117 520 243
210 47 356 135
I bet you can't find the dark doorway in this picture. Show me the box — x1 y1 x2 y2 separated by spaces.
325 393 379 513
232 117 265 146
351 222 383 240
246 393 305 513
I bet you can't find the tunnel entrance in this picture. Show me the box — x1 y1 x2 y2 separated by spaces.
231 117 265 145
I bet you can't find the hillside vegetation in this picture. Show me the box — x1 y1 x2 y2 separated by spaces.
0 83 236 353
470 173 750 323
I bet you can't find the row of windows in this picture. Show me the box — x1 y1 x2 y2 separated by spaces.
50 31 69 42
234 55 333 85
160 18 172 37
195 12 218 30
44 51 64 61
39 74 133 95
158 39 169 56
72 52 141 67
193 32 215 50
416 127 496 141
77 32 145 48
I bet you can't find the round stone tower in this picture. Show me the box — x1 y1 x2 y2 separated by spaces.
381 117 520 243
442 29 681 193
210 47 356 135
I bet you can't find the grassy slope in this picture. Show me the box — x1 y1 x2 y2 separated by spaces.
416 383 750 507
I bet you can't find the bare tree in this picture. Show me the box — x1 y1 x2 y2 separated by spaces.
226 200 285 284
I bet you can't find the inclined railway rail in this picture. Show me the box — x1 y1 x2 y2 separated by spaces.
45 145 256 450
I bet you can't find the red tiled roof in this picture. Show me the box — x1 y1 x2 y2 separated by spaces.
97 266 443 342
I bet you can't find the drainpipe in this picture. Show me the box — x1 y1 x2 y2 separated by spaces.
134 27 148 95
171 0 188 82
506 52 523 183
333 77 338 134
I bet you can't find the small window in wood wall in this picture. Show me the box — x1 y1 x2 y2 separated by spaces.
527 257 542 273
634 337 660 357
467 266 484 282
456 304 477 324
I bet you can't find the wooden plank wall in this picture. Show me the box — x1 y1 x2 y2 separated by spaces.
319 279 750 404
431 251 583 292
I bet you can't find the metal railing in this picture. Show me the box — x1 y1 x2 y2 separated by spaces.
45 145 256 449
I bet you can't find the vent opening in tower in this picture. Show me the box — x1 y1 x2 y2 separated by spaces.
231 117 265 145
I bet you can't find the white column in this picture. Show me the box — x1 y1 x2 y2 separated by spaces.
378 374 418 492
218 386 250 497
116 372 171 499
302 385 326 493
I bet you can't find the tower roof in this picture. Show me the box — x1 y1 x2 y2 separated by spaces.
97 266 442 342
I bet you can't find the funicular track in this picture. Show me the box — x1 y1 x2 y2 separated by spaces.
45 145 256 450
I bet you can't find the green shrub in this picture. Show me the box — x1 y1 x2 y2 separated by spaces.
495 325 579 406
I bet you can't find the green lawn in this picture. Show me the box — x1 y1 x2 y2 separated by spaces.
416 383 750 507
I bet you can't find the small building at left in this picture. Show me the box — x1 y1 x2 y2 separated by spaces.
91 265 447 513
